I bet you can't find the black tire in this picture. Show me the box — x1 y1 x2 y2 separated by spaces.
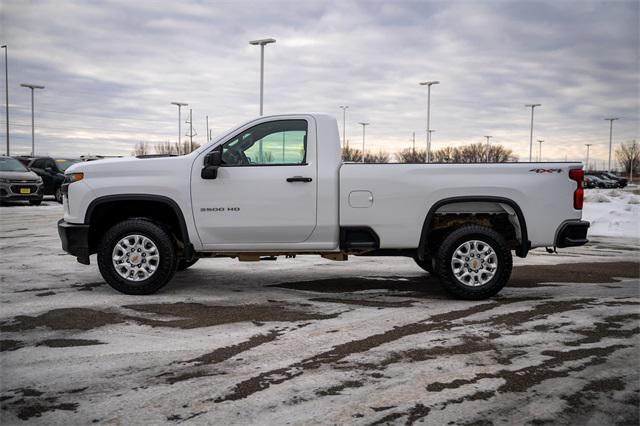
177 258 199 271
29 200 42 206
55 186 63 203
435 225 512 300
97 219 178 295
413 256 433 274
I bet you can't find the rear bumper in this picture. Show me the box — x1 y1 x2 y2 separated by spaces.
58 219 91 264
555 220 589 248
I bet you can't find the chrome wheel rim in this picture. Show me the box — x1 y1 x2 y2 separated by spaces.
450 239 498 287
112 234 160 282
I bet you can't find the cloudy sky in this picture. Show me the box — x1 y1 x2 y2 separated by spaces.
1 0 638 166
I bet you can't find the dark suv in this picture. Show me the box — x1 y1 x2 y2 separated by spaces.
27 157 80 203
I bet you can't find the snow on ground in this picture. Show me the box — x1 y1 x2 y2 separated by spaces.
583 187 640 238
0 200 638 425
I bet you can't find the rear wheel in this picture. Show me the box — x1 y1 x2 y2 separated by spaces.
97 219 178 295
435 225 512 300
177 258 199 271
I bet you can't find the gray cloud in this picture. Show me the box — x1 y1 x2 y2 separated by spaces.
1 0 638 166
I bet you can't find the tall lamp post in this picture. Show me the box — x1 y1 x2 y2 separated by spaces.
339 105 348 148
484 135 493 162
249 38 276 116
525 103 541 161
1 45 8 155
537 139 544 161
605 118 619 171
584 144 592 171
20 83 44 156
171 102 188 146
359 122 369 163
419 81 439 163
428 129 435 160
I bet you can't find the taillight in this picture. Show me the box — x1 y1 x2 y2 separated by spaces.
569 168 584 209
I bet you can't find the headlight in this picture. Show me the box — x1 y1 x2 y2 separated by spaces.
64 172 84 184
35 176 43 184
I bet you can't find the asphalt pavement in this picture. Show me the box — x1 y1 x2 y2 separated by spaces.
1 203 638 425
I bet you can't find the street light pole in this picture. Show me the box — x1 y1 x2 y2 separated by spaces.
419 81 439 163
249 38 276 116
171 102 188 146
537 139 544 161
584 144 592 171
428 129 435 160
605 118 619 171
20 83 44 156
1 45 8 155
484 135 493 162
339 106 348 148
359 122 369 163
525 104 541 162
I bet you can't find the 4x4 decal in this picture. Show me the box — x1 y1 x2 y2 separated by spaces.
529 168 562 173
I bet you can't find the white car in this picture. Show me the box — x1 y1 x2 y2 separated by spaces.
58 114 589 299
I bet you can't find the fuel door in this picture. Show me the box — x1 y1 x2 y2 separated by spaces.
348 190 373 208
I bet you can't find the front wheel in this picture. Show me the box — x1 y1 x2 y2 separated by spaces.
435 225 512 300
97 219 178 295
55 186 63 203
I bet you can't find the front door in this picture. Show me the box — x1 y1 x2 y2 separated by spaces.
191 117 317 248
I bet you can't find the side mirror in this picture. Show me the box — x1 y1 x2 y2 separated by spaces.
45 167 54 173
201 146 222 179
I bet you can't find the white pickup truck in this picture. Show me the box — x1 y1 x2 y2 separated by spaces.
58 114 589 299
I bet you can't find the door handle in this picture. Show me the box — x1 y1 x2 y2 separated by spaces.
286 176 313 183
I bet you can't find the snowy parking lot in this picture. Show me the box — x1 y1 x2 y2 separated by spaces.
1 190 639 425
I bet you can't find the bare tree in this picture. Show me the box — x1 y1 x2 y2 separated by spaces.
154 141 176 155
132 142 150 156
154 141 202 156
364 150 390 163
396 148 426 163
432 146 456 163
175 141 201 155
487 144 518 162
342 145 363 162
616 140 639 176
431 143 517 163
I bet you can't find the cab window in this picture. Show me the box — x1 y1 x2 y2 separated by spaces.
221 120 307 166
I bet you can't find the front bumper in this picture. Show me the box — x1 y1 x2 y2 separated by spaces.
555 220 590 248
0 181 44 201
58 219 91 265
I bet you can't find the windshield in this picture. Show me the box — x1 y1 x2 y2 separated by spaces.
55 158 80 171
0 157 29 172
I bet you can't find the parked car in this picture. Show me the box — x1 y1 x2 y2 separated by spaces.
58 114 589 299
0 156 44 205
27 157 80 203
588 171 628 188
587 175 615 188
13 155 34 167
583 175 598 189
54 158 82 172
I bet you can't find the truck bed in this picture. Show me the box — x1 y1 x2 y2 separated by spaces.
339 162 583 249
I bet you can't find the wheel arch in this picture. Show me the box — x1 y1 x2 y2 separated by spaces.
418 196 530 260
84 194 192 258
